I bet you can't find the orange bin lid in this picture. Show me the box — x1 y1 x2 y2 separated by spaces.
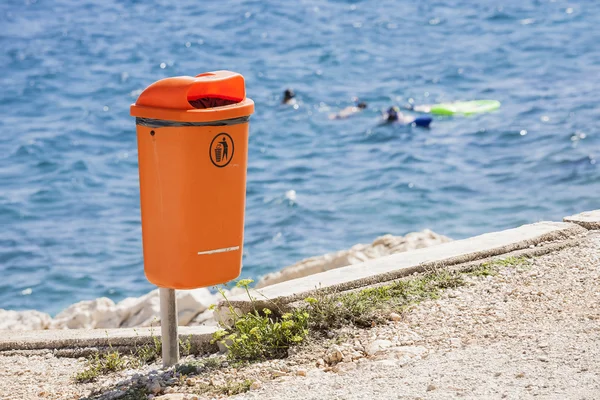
130 70 254 122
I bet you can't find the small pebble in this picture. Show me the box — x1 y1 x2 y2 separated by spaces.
389 312 402 321
250 381 262 390
149 382 162 395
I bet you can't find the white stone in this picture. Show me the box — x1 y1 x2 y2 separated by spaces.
188 309 217 326
50 297 118 329
154 394 188 400
387 346 428 359
0 309 52 330
372 359 398 367
176 288 216 325
256 230 452 288
365 340 393 356
332 361 357 374
212 302 242 329
564 209 600 230
119 287 217 328
118 289 160 328
389 312 402 321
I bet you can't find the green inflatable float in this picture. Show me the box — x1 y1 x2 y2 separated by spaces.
408 100 501 115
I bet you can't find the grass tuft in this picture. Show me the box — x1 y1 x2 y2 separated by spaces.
75 329 163 383
75 351 127 383
194 378 254 396
176 357 223 376
120 387 149 400
305 269 464 331
218 379 254 395
468 256 529 277
131 335 161 366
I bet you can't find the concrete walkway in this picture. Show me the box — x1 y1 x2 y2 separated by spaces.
0 326 217 356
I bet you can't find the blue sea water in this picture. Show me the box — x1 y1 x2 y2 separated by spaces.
1 0 599 315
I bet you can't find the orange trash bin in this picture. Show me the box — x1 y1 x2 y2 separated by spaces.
130 71 254 289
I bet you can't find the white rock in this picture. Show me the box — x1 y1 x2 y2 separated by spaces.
176 288 216 325
212 302 242 329
365 340 393 356
120 287 217 328
50 298 118 329
154 394 187 400
113 296 138 321
256 230 451 288
119 290 160 328
372 359 398 367
389 312 402 321
188 309 217 326
332 361 357 374
386 346 428 359
0 309 52 330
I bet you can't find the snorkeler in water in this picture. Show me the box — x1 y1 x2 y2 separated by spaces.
381 106 432 128
329 98 368 120
282 88 296 105
384 106 400 122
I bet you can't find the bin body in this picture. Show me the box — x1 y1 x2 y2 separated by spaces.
130 71 254 289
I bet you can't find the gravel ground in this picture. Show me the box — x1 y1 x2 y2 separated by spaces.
235 231 600 400
0 352 92 399
1 231 598 400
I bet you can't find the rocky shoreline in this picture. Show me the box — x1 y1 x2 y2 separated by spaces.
0 230 450 331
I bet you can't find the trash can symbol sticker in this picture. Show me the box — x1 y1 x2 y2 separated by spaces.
210 133 234 167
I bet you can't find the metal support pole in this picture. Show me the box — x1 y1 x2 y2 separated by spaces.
159 287 179 367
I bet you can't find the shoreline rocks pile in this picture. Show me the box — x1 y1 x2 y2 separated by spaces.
0 230 450 331
256 230 450 288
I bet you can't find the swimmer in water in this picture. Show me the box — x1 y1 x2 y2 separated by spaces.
383 106 401 123
381 106 432 128
282 88 296 105
329 98 367 119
